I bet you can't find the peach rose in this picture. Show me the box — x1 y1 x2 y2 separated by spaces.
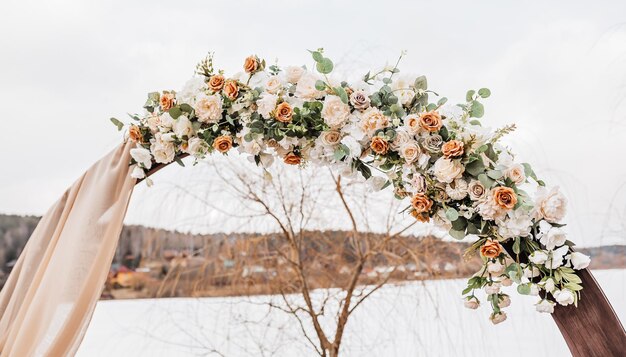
244 56 259 73
213 135 233 153
129 125 143 143
208 74 225 92
160 92 175 111
223 80 239 100
441 140 464 158
492 186 518 210
480 239 503 259
403 114 421 134
419 111 442 132
274 102 293 123
284 152 301 165
370 136 389 155
411 193 433 214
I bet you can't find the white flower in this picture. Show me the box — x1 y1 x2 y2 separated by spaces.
399 142 421 164
285 66 305 84
523 265 540 278
490 312 507 325
484 283 501 295
390 129 411 150
553 289 575 306
366 176 387 192
445 179 468 200
432 157 464 183
497 210 532 239
529 250 548 265
529 283 540 296
498 295 511 308
359 107 389 136
322 95 351 128
146 115 161 132
295 72 324 100
186 137 209 158
476 194 505 221
130 147 152 169
506 164 526 185
159 112 174 129
178 77 207 105
256 94 278 119
487 261 505 275
173 115 193 138
194 93 223 123
500 277 513 287
546 245 570 269
340 136 362 159
464 296 480 309
264 75 283 94
534 186 567 223
535 299 555 313
130 165 146 179
540 226 567 251
319 130 342 147
150 141 175 164
568 252 591 270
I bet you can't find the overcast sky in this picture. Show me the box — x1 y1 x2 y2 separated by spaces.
1 0 625 246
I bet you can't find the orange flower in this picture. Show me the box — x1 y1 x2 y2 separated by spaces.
274 102 293 123
411 193 433 214
480 239 503 259
208 74 225 92
411 210 430 223
284 152 301 165
441 140 464 158
243 56 259 73
370 136 389 155
128 125 143 143
160 92 175 111
223 80 239 100
492 186 517 210
418 111 442 132
213 135 233 153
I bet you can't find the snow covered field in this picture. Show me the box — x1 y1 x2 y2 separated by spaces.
78 269 625 357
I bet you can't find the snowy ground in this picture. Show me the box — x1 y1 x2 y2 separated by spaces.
78 269 625 357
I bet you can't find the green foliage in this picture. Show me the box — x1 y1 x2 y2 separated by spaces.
110 118 124 131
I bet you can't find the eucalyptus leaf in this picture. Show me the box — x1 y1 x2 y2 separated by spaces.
316 58 334 74
414 76 427 90
110 117 124 131
478 88 491 98
445 207 459 221
449 229 466 240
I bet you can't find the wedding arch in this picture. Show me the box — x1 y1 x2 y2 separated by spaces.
0 50 623 356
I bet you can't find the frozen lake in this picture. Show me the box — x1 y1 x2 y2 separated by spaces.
78 269 625 357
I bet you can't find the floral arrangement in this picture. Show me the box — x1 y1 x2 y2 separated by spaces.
112 49 591 324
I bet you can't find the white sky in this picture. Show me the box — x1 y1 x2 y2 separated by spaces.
1 0 626 247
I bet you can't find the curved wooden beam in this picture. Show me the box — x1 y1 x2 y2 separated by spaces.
137 161 626 355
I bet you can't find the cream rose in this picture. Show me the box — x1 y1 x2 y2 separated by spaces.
173 115 193 138
320 130 341 146
432 157 464 183
186 137 209 158
256 94 278 119
130 147 152 169
534 186 567 223
506 163 526 185
322 95 351 128
265 76 282 94
403 114 421 134
464 296 480 309
295 72 324 100
359 107 389 136
285 66 305 84
150 141 175 164
194 93 223 123
399 141 420 164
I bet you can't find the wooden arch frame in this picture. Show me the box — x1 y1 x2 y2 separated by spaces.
139 159 625 356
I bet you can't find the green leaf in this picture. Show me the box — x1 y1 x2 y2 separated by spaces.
316 58 334 74
487 170 503 180
445 207 459 221
414 75 428 90
466 90 476 102
465 158 485 177
180 103 194 114
478 173 495 189
478 88 491 98
169 107 182 119
470 101 484 118
315 80 327 91
110 117 124 131
437 97 448 106
517 284 531 295
451 216 468 231
174 157 185 167
449 229 466 240
512 237 521 255
309 50 324 63
334 86 349 104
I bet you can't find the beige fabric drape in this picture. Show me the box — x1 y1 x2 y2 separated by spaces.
0 142 135 356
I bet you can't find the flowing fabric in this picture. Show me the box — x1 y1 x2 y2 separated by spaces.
0 142 135 356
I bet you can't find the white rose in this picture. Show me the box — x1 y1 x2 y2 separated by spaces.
130 147 152 169
173 115 193 138
322 95 351 128
534 186 567 223
487 261 505 275
256 94 278 119
130 165 146 179
146 115 161 132
445 179 468 200
151 141 175 164
391 75 415 105
366 176 387 192
186 137 209 158
535 299 555 313
545 245 569 269
506 164 526 185
340 136 362 159
568 252 591 270
490 312 507 325
529 250 548 265
390 129 411 150
543 278 556 292
159 112 174 129
285 66 305 84
497 210 532 239
194 93 223 123
295 72 324 100
484 283 501 295
177 77 207 105
265 75 283 94
464 296 480 309
540 227 567 250
399 142 421 164
432 157 464 183
553 289 575 306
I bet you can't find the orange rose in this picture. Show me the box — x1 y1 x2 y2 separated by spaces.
274 102 293 123
243 56 259 73
284 152 301 165
419 111 442 132
492 186 517 210
411 210 430 222
480 239 503 259
223 80 239 100
208 74 225 92
441 140 464 158
213 135 233 153
128 125 143 143
411 193 433 214
160 92 175 111
370 136 389 155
